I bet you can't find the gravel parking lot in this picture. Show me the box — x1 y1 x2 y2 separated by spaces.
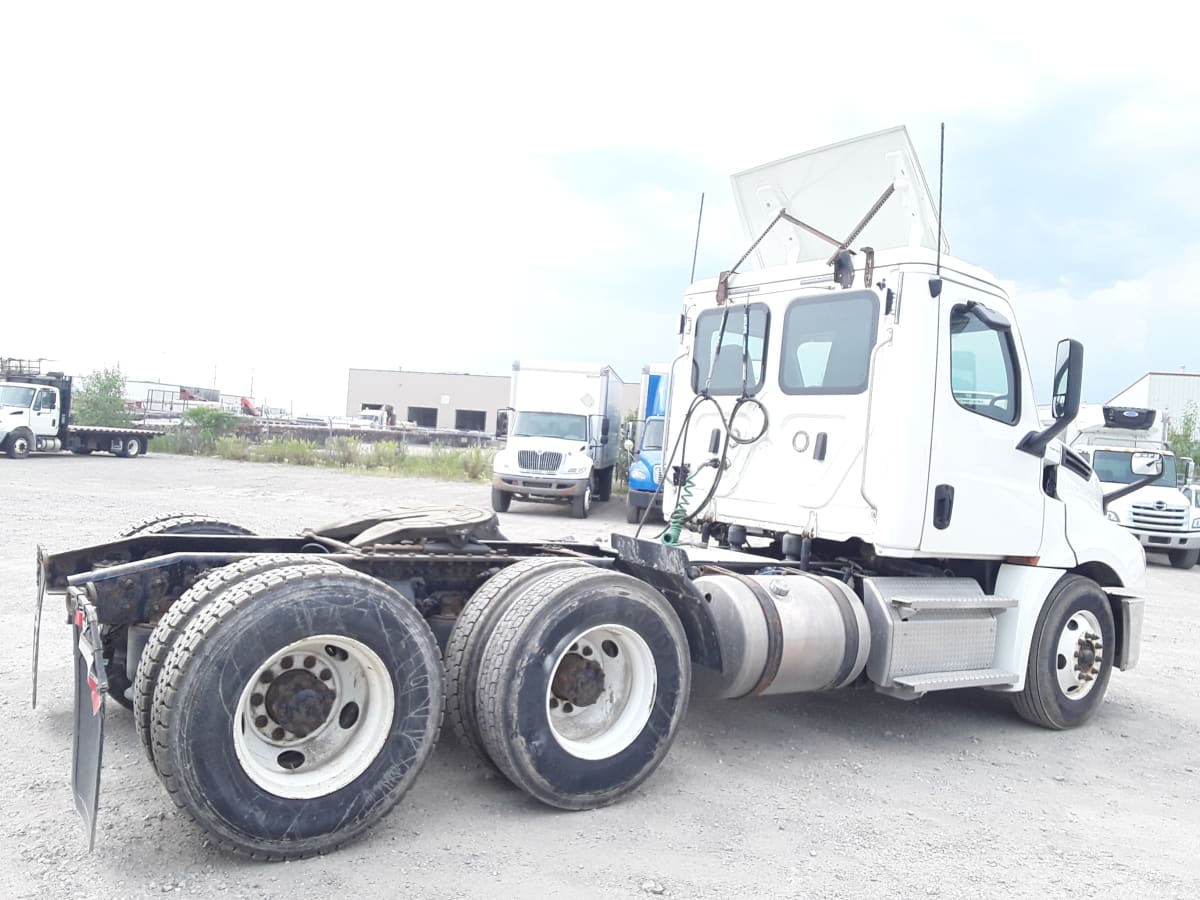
3 454 1197 899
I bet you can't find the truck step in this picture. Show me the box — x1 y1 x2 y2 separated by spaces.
888 595 1016 613
891 668 1018 692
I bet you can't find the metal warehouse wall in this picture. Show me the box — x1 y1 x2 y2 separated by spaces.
347 368 647 434
1110 372 1200 433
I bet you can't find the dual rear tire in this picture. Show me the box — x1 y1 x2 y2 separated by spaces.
445 560 690 809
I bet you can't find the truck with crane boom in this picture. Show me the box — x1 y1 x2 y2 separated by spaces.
32 126 1149 862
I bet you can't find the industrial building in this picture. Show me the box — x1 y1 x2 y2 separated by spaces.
345 367 645 435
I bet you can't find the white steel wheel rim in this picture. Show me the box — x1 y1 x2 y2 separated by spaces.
1055 610 1104 701
233 634 395 798
546 624 656 761
14 436 29 453
126 438 139 455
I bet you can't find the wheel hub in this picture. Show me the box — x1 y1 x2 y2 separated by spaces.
1056 612 1104 699
265 669 335 738
552 653 605 707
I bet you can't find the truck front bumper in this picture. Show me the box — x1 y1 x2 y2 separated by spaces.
627 487 662 511
492 473 589 499
1129 529 1200 551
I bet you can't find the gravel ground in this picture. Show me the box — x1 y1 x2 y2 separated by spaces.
2 454 1197 899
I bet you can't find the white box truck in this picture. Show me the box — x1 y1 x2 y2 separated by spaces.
491 360 624 518
1067 404 1200 568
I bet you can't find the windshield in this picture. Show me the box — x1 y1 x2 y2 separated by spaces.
640 417 665 451
0 386 36 408
1091 450 1177 487
512 411 588 441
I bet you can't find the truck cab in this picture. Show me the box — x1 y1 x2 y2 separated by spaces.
625 362 671 524
1 379 66 456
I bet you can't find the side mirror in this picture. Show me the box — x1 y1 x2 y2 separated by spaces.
623 438 634 453
1051 338 1082 421
1018 338 1083 457
495 409 509 438
600 418 610 445
1131 452 1163 477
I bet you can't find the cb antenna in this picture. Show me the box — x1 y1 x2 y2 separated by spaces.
930 122 946 298
689 192 705 283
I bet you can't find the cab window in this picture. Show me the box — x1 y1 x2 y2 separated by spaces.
691 303 769 395
949 304 1019 424
779 291 878 395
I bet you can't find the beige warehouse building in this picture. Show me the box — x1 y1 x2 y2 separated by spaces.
346 367 645 434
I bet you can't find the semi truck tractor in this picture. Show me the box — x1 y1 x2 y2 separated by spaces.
32 126 1148 862
1066 404 1200 568
491 360 624 518
625 362 670 523
1 359 165 459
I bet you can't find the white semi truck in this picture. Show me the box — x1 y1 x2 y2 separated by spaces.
491 360 624 518
1066 404 1200 568
33 126 1150 862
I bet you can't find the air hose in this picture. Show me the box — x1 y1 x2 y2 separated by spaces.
661 472 698 545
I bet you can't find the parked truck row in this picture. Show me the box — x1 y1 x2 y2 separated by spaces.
1 359 164 459
33 126 1154 864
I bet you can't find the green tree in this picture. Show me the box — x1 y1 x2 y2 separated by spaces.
1168 402 1199 480
182 406 242 453
72 366 132 427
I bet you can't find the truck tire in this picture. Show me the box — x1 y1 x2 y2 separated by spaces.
5 427 33 459
490 488 512 513
116 436 144 458
594 466 614 502
134 553 341 765
625 497 641 524
570 484 591 519
1168 548 1199 569
117 513 256 538
443 558 587 765
1012 574 1115 730
105 515 258 712
150 564 443 859
475 567 690 810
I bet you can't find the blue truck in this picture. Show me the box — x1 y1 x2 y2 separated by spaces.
624 363 669 523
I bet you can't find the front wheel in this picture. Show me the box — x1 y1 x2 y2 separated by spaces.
5 427 33 459
475 568 690 810
1012 575 1115 730
570 484 591 519
1168 548 1199 569
149 565 442 858
490 487 512 513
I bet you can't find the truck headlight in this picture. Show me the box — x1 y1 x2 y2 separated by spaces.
1106 510 1120 523
493 450 517 473
1193 517 1200 529
562 455 591 475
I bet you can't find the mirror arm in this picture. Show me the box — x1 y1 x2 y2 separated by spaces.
1017 420 1068 457
1103 473 1163 512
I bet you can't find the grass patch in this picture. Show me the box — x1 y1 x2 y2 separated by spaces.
152 429 494 482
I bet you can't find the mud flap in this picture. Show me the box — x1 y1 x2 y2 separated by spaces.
69 588 108 851
32 544 48 708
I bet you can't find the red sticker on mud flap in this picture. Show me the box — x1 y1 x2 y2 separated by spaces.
74 609 84 628
86 673 102 716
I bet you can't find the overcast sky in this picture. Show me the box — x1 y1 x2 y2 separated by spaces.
2 2 1196 415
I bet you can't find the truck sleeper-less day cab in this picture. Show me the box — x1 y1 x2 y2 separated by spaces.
1 360 164 459
32 127 1147 862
